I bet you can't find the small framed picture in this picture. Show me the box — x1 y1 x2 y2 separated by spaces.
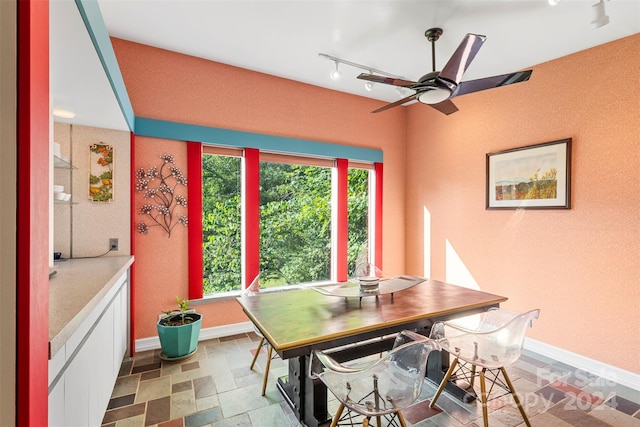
89 143 114 202
486 138 571 209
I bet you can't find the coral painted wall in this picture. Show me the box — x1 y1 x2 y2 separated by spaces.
404 34 639 373
114 38 408 339
117 33 639 374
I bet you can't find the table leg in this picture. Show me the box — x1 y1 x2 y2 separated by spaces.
426 350 477 403
277 355 329 427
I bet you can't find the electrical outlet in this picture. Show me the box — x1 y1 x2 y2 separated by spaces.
109 238 119 251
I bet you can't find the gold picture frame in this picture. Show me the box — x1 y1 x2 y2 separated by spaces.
89 143 114 202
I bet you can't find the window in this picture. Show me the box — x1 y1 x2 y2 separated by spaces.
202 153 242 293
259 160 332 287
200 148 379 296
347 167 370 275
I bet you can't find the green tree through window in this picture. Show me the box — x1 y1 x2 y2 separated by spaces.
202 155 241 293
259 162 331 286
348 168 369 275
202 153 371 294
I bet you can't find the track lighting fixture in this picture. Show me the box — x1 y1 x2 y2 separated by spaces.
319 53 408 89
590 0 609 29
330 60 341 80
364 72 374 91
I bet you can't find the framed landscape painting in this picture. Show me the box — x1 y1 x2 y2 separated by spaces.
486 138 571 209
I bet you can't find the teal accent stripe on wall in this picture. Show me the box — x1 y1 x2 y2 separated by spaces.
75 0 135 131
135 117 384 163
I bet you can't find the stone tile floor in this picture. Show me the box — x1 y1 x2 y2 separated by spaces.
102 332 640 426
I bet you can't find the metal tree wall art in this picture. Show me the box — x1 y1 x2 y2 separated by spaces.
135 154 188 237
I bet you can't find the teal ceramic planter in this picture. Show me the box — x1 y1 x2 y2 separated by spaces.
157 312 202 358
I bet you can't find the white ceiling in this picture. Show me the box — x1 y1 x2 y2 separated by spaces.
51 0 640 131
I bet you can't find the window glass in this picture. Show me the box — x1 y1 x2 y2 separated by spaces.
202 154 242 293
259 161 332 287
347 167 370 276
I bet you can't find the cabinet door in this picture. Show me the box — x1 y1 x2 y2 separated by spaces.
64 341 90 426
112 283 128 378
87 301 115 426
48 374 65 427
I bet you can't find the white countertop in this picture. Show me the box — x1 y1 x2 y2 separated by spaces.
49 255 134 359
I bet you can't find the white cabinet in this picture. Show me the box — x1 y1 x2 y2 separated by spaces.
48 372 65 427
113 285 128 379
48 270 129 427
64 334 92 426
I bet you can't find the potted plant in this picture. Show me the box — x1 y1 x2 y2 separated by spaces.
157 297 202 360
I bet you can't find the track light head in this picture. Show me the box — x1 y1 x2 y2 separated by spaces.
590 0 609 28
330 61 342 80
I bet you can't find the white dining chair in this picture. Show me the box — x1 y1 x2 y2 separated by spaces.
428 308 540 427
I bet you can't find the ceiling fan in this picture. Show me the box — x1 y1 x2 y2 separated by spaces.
358 28 532 115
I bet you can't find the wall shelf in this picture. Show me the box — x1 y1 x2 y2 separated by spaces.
53 154 76 205
54 154 77 170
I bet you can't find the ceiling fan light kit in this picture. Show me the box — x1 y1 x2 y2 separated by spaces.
417 87 451 105
357 27 533 115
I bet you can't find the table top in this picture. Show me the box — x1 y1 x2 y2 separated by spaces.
237 279 507 358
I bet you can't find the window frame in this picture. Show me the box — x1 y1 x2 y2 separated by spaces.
188 142 383 299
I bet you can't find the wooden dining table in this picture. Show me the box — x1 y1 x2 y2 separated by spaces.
236 278 507 427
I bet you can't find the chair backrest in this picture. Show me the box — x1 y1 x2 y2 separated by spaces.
242 273 265 337
243 273 261 296
431 308 540 369
311 331 440 417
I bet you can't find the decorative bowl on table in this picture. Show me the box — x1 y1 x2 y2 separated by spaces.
359 276 380 293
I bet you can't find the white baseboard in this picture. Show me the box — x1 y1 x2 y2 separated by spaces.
134 321 254 353
525 337 640 391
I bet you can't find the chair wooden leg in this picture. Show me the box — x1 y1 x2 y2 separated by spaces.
396 409 408 427
469 364 477 388
501 367 532 427
260 345 273 396
250 337 265 370
429 357 459 408
330 403 345 427
479 368 489 427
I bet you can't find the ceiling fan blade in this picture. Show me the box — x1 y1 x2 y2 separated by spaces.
453 70 532 97
429 99 459 115
358 73 417 88
437 33 486 86
371 93 417 113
